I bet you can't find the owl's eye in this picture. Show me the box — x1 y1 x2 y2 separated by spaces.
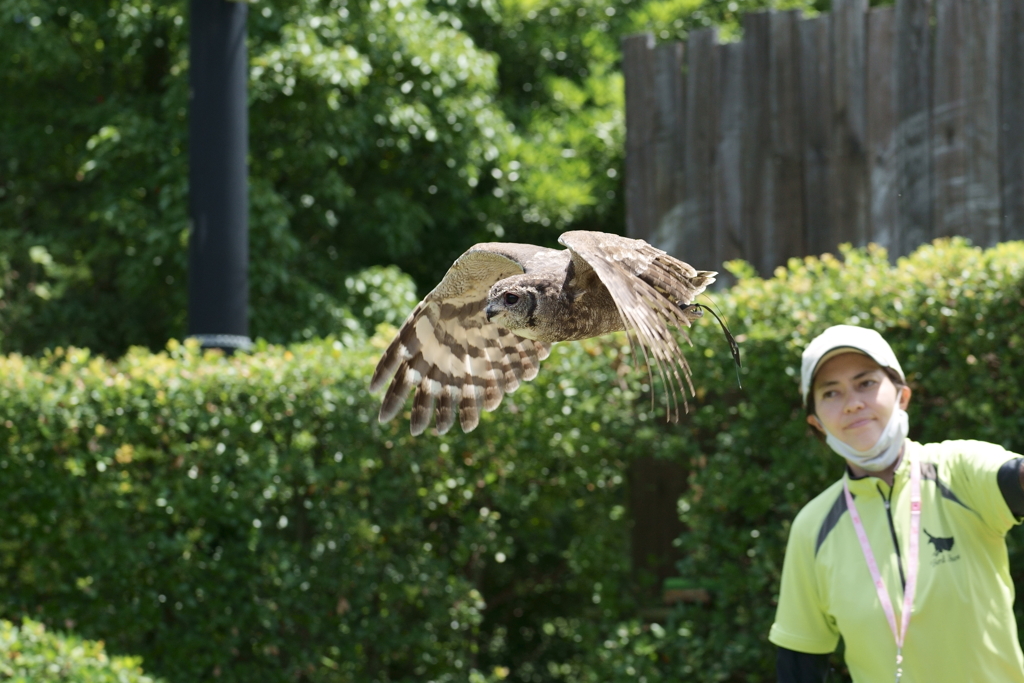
504 293 520 305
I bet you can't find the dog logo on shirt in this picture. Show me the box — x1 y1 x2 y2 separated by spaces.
923 528 955 555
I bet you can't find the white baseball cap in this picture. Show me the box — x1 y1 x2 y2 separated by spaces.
800 325 905 405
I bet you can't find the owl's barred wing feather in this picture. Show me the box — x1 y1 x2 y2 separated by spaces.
370 246 553 435
557 231 716 418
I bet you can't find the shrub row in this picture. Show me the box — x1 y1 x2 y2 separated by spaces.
0 618 161 682
0 316 692 682
0 238 1022 682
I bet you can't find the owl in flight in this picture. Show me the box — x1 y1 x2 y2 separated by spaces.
370 230 724 435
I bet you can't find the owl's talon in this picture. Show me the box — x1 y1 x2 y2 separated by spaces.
679 303 705 320
684 302 743 387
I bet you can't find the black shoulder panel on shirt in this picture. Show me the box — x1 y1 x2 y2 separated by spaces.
813 461 976 557
919 461 973 512
814 491 848 557
997 458 1024 518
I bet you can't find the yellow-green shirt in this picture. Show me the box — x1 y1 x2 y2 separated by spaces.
770 440 1024 682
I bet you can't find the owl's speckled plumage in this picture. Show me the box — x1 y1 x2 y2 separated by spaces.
370 231 717 435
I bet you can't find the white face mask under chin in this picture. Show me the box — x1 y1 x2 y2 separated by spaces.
823 407 909 473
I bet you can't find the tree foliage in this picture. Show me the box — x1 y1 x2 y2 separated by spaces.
0 618 162 682
1 0 513 354
0 0 813 357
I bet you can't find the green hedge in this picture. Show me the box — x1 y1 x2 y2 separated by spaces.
0 618 161 682
0 317 691 682
1 238 1023 682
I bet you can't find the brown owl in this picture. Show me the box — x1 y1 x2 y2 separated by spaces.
370 230 721 435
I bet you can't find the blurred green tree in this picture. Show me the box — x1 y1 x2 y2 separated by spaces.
0 0 807 357
1 0 513 354
0 619 162 682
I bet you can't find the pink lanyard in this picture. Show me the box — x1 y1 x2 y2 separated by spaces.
842 458 921 683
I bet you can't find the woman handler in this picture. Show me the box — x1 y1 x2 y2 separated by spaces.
769 325 1024 682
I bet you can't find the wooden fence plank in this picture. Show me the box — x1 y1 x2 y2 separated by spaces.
1000 0 1024 241
623 3 1017 268
866 7 897 253
829 0 869 249
769 10 805 271
714 41 745 282
623 34 657 242
650 42 688 256
932 0 968 238
799 15 832 257
680 29 717 270
742 12 772 275
964 0 1000 246
895 0 932 255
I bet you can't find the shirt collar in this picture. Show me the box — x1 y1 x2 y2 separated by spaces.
842 440 919 498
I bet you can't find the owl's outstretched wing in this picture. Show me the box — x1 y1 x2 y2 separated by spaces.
370 243 554 435
557 230 716 418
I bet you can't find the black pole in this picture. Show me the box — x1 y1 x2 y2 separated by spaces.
187 0 251 351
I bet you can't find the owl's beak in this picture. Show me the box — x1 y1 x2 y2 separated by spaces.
484 303 499 321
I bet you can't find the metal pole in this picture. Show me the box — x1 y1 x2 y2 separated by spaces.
187 0 251 352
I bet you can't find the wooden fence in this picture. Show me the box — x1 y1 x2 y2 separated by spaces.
623 0 1024 278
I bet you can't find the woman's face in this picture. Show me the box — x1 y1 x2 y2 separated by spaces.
807 352 910 451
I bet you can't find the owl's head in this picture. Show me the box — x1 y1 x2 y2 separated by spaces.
485 278 541 336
